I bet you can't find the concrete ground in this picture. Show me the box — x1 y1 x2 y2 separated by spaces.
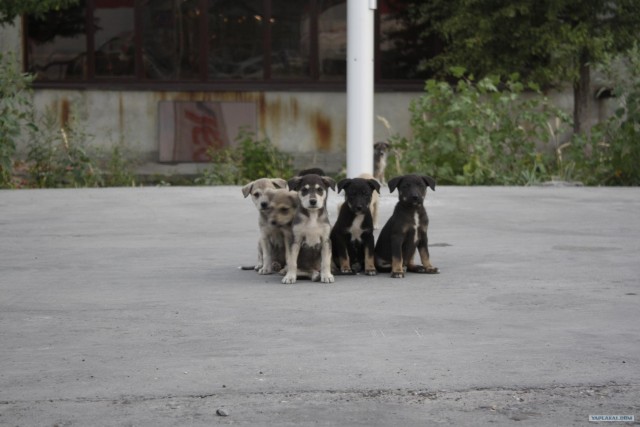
1 185 639 426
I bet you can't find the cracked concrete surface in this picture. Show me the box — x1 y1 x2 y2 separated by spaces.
1 186 639 426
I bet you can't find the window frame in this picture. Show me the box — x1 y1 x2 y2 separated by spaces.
23 0 425 92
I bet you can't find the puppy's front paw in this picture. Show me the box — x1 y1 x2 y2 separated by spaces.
364 269 377 276
321 273 335 283
340 267 354 274
258 266 272 275
391 271 405 278
426 266 439 274
282 274 297 284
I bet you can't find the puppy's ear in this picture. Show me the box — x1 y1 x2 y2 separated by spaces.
272 178 287 189
337 178 351 194
421 176 436 191
388 176 402 193
322 176 336 191
287 176 302 191
382 142 390 150
288 191 299 206
241 182 254 198
367 179 381 194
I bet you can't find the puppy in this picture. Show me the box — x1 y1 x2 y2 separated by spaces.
330 177 380 275
359 173 380 229
336 173 380 229
373 142 390 185
261 188 299 274
241 178 288 271
282 174 336 284
374 174 439 278
298 167 326 177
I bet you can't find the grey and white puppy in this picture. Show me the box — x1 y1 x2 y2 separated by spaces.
282 174 336 284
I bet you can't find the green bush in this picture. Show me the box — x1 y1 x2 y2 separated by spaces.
0 53 36 188
562 44 640 186
27 109 101 188
197 129 293 185
393 68 571 185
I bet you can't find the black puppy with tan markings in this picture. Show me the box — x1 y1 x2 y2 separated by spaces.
330 177 380 275
282 174 336 284
374 174 439 278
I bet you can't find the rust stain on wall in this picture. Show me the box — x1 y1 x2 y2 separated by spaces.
60 98 70 128
311 112 332 151
118 94 124 137
149 91 338 152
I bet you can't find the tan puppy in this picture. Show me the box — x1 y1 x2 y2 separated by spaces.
261 188 298 275
241 178 288 271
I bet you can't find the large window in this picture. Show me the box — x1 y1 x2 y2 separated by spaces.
25 0 436 89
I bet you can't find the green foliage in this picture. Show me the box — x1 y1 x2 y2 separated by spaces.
562 44 640 186
0 53 36 188
197 129 293 185
101 144 137 187
420 0 639 88
394 69 570 185
27 108 101 188
0 0 79 26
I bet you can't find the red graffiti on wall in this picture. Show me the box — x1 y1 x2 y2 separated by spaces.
184 108 225 161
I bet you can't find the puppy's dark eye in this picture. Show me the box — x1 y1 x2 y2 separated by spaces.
280 207 288 213
316 188 324 195
253 192 261 198
300 189 309 195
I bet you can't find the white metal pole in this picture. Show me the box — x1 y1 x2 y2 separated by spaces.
346 0 376 178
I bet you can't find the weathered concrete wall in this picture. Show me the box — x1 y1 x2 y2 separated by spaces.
0 19 21 54
24 89 418 173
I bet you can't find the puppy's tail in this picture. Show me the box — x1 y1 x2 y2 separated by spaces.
374 258 392 273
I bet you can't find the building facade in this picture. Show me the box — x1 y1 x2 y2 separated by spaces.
1 0 608 174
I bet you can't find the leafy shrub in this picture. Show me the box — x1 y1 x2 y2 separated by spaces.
197 129 293 185
27 109 101 187
0 53 36 188
392 68 571 185
562 44 640 186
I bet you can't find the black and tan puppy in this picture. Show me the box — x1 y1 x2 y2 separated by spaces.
282 174 336 284
374 174 439 278
330 177 380 275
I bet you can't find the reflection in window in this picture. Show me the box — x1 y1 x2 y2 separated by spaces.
94 0 135 77
208 0 264 80
141 0 201 80
26 2 87 80
318 0 346 81
379 0 439 80
270 2 311 80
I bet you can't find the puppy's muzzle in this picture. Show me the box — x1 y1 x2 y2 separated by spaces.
260 201 269 209
309 198 318 207
406 195 423 205
350 202 365 212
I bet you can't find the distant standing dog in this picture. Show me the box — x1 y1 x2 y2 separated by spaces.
282 174 336 284
373 142 390 185
374 174 439 278
241 178 288 271
331 177 380 275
